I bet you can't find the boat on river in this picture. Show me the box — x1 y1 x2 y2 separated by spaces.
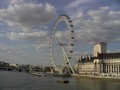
56 80 69 83
31 72 46 77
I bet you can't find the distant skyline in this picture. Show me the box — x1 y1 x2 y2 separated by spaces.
0 0 120 65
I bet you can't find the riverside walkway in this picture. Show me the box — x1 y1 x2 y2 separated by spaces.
72 74 120 81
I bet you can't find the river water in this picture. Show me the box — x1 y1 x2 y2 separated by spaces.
0 71 120 90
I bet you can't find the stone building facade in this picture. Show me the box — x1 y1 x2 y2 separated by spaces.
75 42 120 76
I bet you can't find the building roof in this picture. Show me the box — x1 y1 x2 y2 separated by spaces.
97 52 120 59
94 42 106 46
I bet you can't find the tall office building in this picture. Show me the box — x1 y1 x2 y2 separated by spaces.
93 42 107 57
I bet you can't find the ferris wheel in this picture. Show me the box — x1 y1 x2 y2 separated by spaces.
49 15 75 74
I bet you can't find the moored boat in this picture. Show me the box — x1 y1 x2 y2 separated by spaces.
56 80 69 83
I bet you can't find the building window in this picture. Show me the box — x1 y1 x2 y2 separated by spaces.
100 65 102 73
112 65 113 73
119 65 120 73
114 65 116 73
106 65 108 73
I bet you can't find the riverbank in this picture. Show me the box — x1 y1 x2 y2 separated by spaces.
72 74 120 81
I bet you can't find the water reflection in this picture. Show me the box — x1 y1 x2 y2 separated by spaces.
0 71 120 90
74 77 120 90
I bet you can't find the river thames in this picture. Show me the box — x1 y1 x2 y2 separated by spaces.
0 71 120 90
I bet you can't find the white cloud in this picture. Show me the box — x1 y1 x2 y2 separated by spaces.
10 0 22 4
55 31 64 39
65 0 92 10
72 6 120 44
32 43 49 50
0 44 7 50
0 2 57 51
0 44 25 55
0 2 57 30
6 30 49 49
7 30 48 40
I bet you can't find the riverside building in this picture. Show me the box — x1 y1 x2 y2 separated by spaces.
75 42 120 76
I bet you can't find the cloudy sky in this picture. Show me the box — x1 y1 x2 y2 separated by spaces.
0 0 120 65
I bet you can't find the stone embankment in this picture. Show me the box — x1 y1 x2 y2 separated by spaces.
72 74 120 81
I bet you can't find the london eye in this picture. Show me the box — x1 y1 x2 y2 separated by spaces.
49 15 75 74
